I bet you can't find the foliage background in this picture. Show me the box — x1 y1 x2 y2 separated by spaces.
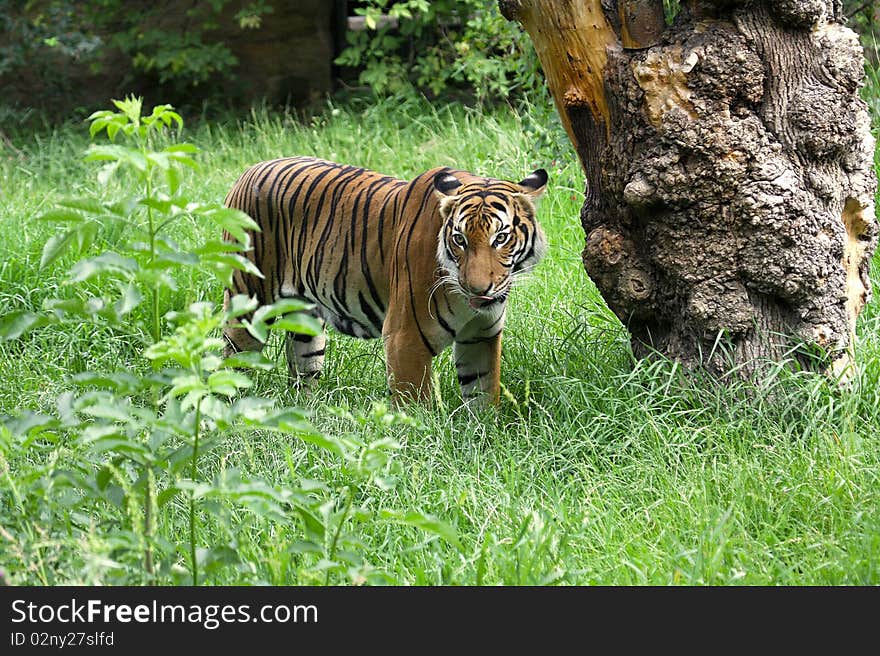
1 1 877 119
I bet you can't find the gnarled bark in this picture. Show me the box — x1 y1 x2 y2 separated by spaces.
502 0 877 379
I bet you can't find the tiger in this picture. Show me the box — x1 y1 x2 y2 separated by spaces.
222 156 547 406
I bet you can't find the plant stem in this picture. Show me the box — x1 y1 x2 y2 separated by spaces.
144 173 160 344
144 168 158 579
324 487 352 586
144 467 155 580
190 398 202 586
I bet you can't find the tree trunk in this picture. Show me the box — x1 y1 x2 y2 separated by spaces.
500 0 877 380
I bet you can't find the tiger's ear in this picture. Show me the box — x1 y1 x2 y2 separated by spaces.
434 171 463 196
434 171 462 219
517 168 548 198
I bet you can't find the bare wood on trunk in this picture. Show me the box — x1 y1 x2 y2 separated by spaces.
500 0 617 214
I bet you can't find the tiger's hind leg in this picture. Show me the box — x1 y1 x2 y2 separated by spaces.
284 320 327 387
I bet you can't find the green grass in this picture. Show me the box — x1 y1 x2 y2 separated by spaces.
1 91 880 585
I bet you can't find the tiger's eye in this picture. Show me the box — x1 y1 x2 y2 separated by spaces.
493 232 510 248
452 233 467 248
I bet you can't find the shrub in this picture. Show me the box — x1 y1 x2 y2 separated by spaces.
335 0 543 103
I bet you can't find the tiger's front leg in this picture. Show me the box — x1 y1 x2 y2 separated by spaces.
222 288 265 357
453 333 502 406
284 320 327 387
383 329 435 406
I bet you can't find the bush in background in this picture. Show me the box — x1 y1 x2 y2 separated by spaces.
335 0 543 104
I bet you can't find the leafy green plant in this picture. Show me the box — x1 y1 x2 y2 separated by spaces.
0 97 457 584
335 0 543 103
664 0 681 24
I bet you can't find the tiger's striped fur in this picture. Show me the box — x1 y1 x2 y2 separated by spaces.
222 156 547 405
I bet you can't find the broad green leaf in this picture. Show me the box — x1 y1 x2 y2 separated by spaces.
150 252 200 269
114 282 143 317
107 197 139 217
106 121 121 141
180 389 210 413
163 143 198 154
202 206 259 244
287 540 323 554
225 294 259 319
40 221 100 269
157 486 180 507
37 208 86 223
222 352 275 372
166 166 181 195
290 426 345 456
0 310 49 340
230 396 275 421
68 252 138 283
196 546 240 571
154 233 184 252
167 374 206 398
374 475 398 490
70 371 142 394
159 150 198 169
139 197 174 214
78 400 135 423
147 105 182 131
176 480 216 499
296 506 326 541
85 437 149 461
200 252 264 278
95 466 113 490
200 354 223 372
97 161 120 186
44 296 106 318
80 425 149 459
264 406 311 423
252 298 314 325
56 198 106 214
85 144 148 172
75 221 99 254
196 239 248 255
4 411 59 437
207 370 253 397
380 510 462 551
40 230 77 269
87 109 116 131
269 314 324 336
147 152 171 170
242 318 268 344
133 267 177 292
87 109 115 120
77 418 123 437
112 96 143 123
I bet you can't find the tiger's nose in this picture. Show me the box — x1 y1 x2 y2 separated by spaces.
464 282 492 296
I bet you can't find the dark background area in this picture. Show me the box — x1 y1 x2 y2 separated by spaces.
0 1 349 118
0 0 877 124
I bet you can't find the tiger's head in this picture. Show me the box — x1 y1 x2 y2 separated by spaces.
434 168 548 311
